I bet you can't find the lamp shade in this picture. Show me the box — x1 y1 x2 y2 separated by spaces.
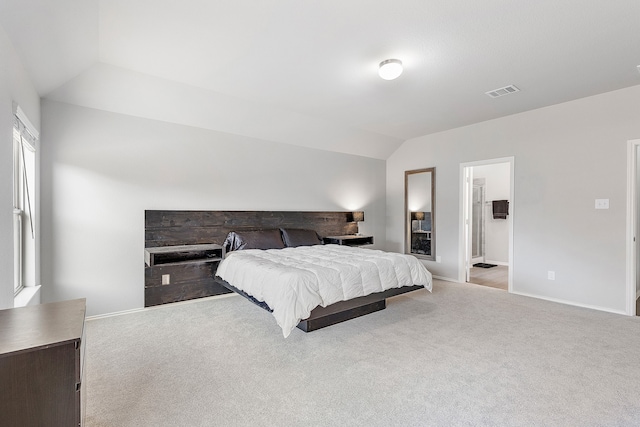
352 211 364 222
411 211 425 221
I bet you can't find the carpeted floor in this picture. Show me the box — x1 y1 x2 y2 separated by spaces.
85 280 640 426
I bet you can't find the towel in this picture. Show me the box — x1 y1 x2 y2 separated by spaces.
492 200 509 219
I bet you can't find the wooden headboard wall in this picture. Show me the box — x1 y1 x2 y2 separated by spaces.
145 210 358 248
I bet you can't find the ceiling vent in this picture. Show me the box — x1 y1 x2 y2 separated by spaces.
485 85 520 98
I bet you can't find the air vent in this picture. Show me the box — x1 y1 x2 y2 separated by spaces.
485 85 520 98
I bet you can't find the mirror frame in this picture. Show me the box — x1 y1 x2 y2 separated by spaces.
405 167 436 260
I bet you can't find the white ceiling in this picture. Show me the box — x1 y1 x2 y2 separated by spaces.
1 0 639 159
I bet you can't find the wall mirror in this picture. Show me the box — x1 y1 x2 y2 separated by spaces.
405 168 435 260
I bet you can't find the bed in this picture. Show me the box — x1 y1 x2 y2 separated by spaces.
215 228 432 337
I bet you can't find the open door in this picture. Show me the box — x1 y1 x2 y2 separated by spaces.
626 139 640 316
471 179 486 265
462 167 473 283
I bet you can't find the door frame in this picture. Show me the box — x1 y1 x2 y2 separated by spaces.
625 139 640 316
459 157 515 291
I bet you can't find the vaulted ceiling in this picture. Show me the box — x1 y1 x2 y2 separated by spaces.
1 0 639 159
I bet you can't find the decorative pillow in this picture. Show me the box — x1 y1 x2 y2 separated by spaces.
223 229 285 252
280 228 323 247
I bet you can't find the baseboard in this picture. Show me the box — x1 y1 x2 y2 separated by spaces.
432 275 459 283
87 307 147 321
434 277 627 316
510 290 627 316
86 293 238 321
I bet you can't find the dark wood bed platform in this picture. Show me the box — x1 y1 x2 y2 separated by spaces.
215 276 423 332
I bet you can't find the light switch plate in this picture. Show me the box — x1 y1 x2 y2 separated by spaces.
595 199 609 209
162 274 170 285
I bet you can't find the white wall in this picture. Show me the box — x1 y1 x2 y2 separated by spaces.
40 100 386 316
387 85 640 314
474 163 510 264
0 26 40 309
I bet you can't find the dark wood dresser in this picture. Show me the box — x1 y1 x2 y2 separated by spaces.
0 298 86 427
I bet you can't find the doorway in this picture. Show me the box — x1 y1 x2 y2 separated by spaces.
460 157 514 292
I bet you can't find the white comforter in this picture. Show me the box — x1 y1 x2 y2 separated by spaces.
216 244 432 337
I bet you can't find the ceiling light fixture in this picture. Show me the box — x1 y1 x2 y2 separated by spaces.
378 59 403 80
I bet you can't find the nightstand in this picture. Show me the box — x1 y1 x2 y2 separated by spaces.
144 243 231 307
323 235 374 246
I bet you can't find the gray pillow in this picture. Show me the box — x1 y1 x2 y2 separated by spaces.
223 229 285 251
280 228 323 247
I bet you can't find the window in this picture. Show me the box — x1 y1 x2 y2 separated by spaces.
13 111 37 296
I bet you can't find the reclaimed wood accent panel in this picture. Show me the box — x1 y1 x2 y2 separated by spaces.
145 261 230 307
145 210 357 248
144 210 357 307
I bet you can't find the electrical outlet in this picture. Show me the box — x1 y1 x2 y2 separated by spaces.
547 271 555 280
436 256 442 263
162 274 170 285
595 199 609 209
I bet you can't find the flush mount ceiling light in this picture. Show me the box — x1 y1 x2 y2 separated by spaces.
378 59 403 80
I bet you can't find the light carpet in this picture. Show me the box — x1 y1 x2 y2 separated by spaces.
85 280 640 426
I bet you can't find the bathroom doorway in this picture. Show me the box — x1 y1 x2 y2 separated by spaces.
461 157 514 292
